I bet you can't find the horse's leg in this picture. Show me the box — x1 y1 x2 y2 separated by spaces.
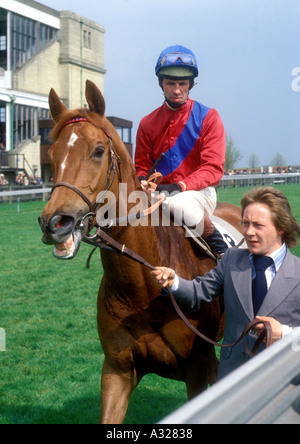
185 347 218 400
100 359 138 424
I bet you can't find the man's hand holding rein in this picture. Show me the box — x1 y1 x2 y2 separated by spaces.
152 267 176 288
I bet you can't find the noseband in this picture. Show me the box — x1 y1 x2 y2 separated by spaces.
51 118 122 223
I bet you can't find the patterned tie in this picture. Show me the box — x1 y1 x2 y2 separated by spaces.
252 255 274 316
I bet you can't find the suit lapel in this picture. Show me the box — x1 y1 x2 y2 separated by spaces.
230 251 254 320
258 250 299 316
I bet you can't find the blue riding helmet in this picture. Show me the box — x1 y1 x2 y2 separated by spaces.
155 45 199 79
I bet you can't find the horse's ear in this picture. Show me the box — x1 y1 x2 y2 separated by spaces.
85 80 106 116
49 88 68 123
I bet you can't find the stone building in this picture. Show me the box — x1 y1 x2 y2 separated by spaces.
0 0 132 183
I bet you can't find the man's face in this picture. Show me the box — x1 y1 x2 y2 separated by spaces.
242 203 284 256
162 79 190 106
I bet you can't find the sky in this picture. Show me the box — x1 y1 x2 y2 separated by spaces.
42 0 300 168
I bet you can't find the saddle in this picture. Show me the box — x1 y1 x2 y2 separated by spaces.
185 216 246 260
145 173 246 260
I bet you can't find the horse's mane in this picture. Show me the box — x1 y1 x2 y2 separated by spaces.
50 108 111 142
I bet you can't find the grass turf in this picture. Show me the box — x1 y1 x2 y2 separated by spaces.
1 184 300 423
0 200 186 424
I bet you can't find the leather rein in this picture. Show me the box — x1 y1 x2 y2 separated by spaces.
51 118 273 358
84 226 272 358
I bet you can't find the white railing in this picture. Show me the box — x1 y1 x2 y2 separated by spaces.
0 187 51 211
1 173 300 203
160 328 300 424
0 187 51 198
218 173 300 188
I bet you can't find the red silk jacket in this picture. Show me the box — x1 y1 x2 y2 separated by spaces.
135 98 225 191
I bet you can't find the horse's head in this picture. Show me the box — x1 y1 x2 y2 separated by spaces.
39 80 132 259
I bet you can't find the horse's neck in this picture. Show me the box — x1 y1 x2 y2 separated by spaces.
100 175 165 280
99 221 163 309
106 208 163 268
99 150 179 287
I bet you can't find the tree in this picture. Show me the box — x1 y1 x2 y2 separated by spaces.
271 152 286 168
225 135 243 171
248 152 260 169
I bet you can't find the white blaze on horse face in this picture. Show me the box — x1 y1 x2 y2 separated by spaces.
68 132 79 148
61 132 79 174
61 153 68 174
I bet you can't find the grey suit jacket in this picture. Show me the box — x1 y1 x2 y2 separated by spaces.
173 248 300 380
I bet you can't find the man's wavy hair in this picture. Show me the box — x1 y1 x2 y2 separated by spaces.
241 187 300 249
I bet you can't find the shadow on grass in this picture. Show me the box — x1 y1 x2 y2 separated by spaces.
0 396 100 425
0 384 186 424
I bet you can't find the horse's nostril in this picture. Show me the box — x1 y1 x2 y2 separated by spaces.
48 215 76 234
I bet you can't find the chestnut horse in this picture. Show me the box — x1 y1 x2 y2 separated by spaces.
39 81 242 424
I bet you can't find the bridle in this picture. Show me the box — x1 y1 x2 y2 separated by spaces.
50 117 273 357
51 118 164 232
51 118 122 230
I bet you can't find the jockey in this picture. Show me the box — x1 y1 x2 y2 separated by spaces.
135 45 229 255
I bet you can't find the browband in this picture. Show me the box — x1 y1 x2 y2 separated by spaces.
64 117 88 126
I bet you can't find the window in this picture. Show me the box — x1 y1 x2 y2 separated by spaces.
13 105 35 147
0 35 6 51
115 126 132 144
38 109 52 145
38 108 50 119
0 104 6 148
0 9 7 70
0 107 5 122
10 13 58 70
39 127 51 144
122 127 131 144
83 29 92 48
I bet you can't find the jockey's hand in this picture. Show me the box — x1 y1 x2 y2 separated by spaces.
140 180 156 193
152 267 176 288
254 316 283 343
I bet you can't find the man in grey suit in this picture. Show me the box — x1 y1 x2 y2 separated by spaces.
152 187 300 380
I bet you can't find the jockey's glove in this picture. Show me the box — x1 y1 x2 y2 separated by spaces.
156 183 182 194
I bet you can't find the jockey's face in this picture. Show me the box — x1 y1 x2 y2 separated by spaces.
242 203 284 256
162 79 190 107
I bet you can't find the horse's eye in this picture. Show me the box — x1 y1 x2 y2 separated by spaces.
93 146 105 158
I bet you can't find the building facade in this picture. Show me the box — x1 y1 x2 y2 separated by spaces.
0 0 131 183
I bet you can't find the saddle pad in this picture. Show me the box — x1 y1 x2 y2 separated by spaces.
211 215 247 249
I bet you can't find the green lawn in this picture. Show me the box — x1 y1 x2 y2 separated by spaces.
0 200 186 424
1 184 300 424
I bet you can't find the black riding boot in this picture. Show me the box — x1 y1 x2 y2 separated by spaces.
203 227 229 256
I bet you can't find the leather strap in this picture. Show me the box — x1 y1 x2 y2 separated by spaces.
51 182 94 212
85 227 273 358
95 227 156 271
168 291 272 358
